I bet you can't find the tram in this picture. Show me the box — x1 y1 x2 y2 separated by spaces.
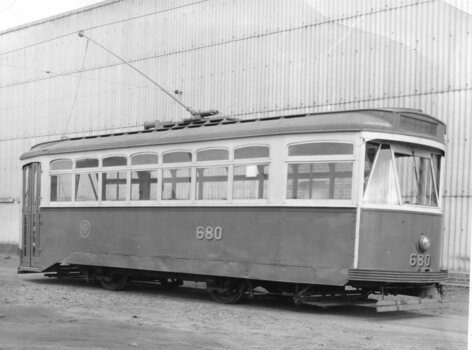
19 108 447 311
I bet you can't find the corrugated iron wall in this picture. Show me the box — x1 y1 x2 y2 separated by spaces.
0 0 470 273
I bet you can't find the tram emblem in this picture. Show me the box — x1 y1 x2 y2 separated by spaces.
79 220 91 239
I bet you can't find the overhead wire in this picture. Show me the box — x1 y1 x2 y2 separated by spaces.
78 31 195 116
0 59 167 91
63 39 89 135
0 0 210 57
0 62 50 73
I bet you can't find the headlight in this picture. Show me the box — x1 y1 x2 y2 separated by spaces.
417 233 431 253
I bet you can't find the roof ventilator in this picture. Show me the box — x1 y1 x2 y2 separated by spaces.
143 110 241 131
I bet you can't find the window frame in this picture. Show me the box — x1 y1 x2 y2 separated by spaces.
161 165 193 202
363 144 401 205
233 145 270 161
232 162 270 202
159 149 193 203
75 172 100 202
162 150 193 164
195 165 230 201
192 147 230 202
75 157 99 169
391 144 440 208
49 158 73 202
231 144 271 203
284 141 356 206
130 152 159 167
196 147 229 163
362 140 443 210
129 152 159 202
100 155 129 202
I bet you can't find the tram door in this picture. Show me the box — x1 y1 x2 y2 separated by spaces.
21 162 41 267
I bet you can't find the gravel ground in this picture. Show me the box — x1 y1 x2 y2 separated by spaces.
0 254 468 350
423 284 469 317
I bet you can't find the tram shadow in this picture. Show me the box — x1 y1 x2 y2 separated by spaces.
21 274 443 320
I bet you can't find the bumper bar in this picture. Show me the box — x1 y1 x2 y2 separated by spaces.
348 269 448 283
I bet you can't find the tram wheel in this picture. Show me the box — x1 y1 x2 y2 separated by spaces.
99 272 127 291
207 279 246 304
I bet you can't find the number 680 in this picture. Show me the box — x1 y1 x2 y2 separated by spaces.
196 226 223 240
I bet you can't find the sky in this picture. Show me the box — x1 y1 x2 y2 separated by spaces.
0 0 471 32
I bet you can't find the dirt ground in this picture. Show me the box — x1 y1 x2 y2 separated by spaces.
0 254 468 350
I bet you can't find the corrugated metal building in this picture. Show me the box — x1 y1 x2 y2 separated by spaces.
0 0 470 277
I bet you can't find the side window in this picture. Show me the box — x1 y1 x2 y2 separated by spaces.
131 153 158 166
102 156 127 201
50 159 73 202
288 142 353 156
162 151 192 200
162 151 192 163
196 148 229 200
196 167 228 200
287 163 353 200
50 159 73 171
75 158 99 201
233 146 270 200
234 146 269 159
286 142 354 201
130 153 158 201
103 156 127 167
196 149 228 162
76 158 99 169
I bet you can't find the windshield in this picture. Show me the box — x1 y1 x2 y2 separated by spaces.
364 142 441 207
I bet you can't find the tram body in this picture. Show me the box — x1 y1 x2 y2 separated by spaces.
19 109 447 309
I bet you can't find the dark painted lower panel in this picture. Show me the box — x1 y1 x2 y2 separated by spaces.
63 252 349 285
31 206 357 286
358 209 443 272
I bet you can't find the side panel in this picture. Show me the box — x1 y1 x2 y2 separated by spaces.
357 209 443 271
38 207 356 285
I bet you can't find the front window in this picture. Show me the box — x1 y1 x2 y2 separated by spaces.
364 142 441 207
395 151 438 206
364 145 399 205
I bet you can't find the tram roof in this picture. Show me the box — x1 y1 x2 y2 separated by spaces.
21 108 446 160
